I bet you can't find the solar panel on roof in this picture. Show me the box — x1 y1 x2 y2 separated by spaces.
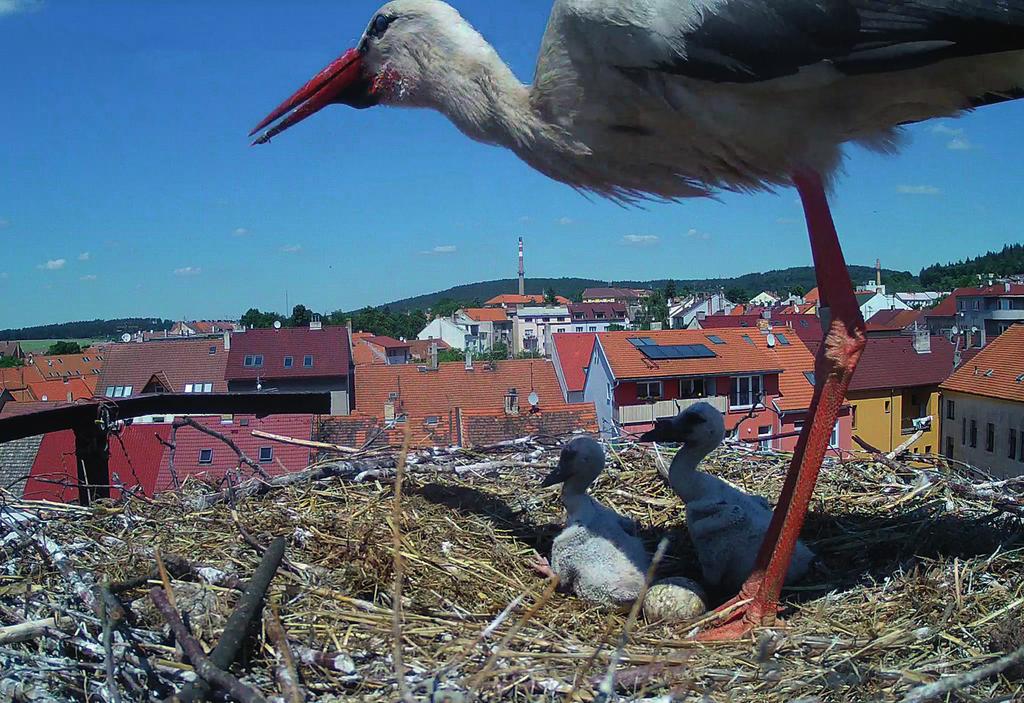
639 344 717 360
627 337 657 347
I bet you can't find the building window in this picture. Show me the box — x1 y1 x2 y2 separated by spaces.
106 386 133 398
829 422 840 449
758 426 772 450
184 383 213 393
198 449 213 464
284 356 294 368
303 355 314 368
588 326 597 332
1009 429 1017 460
946 399 955 420
884 400 891 414
851 405 858 429
209 346 217 355
679 378 706 399
244 355 254 367
730 375 763 409
575 326 584 332
986 423 995 453
637 380 663 400
945 436 954 459
970 419 977 448
258 447 273 463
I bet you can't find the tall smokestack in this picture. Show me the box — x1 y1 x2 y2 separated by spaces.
876 258 882 288
518 237 525 296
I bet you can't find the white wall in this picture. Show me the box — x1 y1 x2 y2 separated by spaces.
582 340 618 437
417 318 467 350
942 391 1024 478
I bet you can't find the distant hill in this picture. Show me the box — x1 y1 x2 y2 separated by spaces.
0 318 173 343
920 243 1024 289
379 265 920 312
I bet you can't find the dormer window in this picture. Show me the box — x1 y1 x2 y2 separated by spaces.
303 355 314 368
284 356 294 368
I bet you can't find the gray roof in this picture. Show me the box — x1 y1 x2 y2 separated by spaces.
0 435 43 498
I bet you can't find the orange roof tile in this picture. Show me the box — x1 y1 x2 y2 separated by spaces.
940 324 1024 403
551 333 596 393
25 378 95 403
27 352 105 381
461 307 509 322
597 329 782 381
485 294 570 306
762 330 818 412
804 287 820 303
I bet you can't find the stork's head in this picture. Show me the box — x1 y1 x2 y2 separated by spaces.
541 437 605 492
639 403 725 451
250 0 492 144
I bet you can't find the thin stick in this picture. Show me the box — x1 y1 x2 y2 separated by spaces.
149 587 268 703
101 581 123 703
264 607 304 703
900 645 1024 703
156 425 180 491
154 547 177 613
391 420 414 703
596 537 670 703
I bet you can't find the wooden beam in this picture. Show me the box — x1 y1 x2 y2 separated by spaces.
73 418 110 505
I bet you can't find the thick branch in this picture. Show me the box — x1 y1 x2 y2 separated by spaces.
173 536 285 703
149 588 267 703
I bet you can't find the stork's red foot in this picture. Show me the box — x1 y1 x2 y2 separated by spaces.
528 554 555 579
694 581 781 640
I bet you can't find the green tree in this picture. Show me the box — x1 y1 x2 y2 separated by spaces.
241 308 286 329
431 298 463 318
45 341 82 355
290 304 313 327
0 356 24 368
664 280 677 301
607 324 626 332
438 348 466 363
486 342 510 360
544 287 558 305
725 287 753 305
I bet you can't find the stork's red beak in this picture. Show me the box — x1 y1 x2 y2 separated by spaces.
250 48 373 145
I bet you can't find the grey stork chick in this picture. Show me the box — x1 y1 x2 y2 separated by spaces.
641 403 817 594
537 436 706 621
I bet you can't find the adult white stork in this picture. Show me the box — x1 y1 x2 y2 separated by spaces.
251 0 1024 639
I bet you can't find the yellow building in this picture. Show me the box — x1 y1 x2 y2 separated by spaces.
846 334 957 457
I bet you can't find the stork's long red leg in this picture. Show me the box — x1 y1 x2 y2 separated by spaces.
697 169 867 640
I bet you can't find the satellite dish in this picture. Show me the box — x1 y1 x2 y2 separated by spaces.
121 333 131 343
273 320 282 329
950 326 959 335
528 391 539 406
766 333 776 347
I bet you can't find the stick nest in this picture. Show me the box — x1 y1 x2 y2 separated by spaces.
2 439 1023 701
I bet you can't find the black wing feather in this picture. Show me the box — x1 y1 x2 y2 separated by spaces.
661 0 1024 83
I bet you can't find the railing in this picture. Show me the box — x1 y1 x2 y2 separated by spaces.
618 395 728 424
901 416 932 435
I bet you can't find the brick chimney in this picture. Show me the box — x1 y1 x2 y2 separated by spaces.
913 325 931 354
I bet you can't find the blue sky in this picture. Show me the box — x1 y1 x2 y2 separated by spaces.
1 0 1022 329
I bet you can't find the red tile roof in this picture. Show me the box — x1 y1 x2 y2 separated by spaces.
366 335 411 350
162 415 315 493
551 333 596 393
28 352 105 381
567 302 627 321
865 309 925 332
485 294 570 307
0 365 45 392
804 287 820 303
763 330 819 412
597 329 782 381
226 326 351 381
23 425 171 502
848 336 957 392
461 307 509 322
940 324 1024 403
97 338 229 397
407 338 450 361
925 288 975 318
460 405 597 445
25 378 95 403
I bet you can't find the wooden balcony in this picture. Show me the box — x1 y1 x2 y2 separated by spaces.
618 395 728 425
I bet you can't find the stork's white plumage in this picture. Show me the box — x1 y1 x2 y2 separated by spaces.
251 0 1024 639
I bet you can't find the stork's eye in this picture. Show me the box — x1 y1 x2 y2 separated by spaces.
371 14 391 36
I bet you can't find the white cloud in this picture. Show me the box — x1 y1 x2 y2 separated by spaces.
947 137 973 151
174 266 202 277
930 124 963 136
556 217 574 226
78 251 90 261
38 258 66 271
280 244 303 254
80 274 97 282
0 0 41 16
233 227 249 237
420 244 458 256
622 234 659 246
685 228 711 241
896 185 941 196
